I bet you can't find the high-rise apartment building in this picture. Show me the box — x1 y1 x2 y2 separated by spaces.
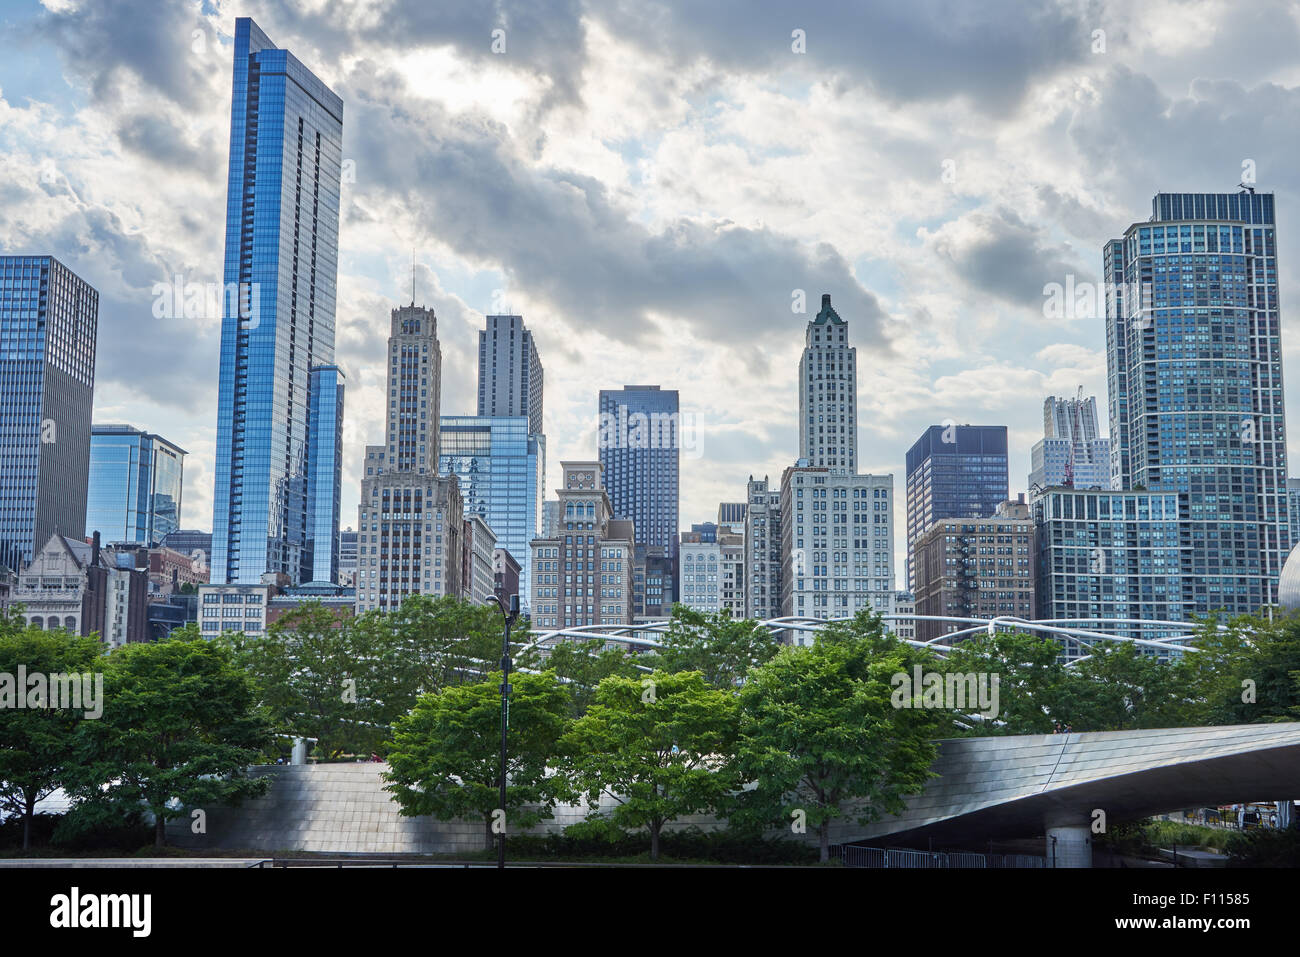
477 314 543 435
679 536 721 613
780 465 895 639
211 18 344 586
462 514 497 606
86 425 185 546
529 462 634 629
1105 191 1288 611
912 498 1035 645
905 424 1009 589
799 294 857 473
598 385 680 559
1028 393 1110 493
439 415 545 611
744 475 781 621
718 530 745 618
0 255 97 574
355 305 463 613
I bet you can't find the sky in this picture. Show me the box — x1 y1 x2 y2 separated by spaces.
2 0 1299 587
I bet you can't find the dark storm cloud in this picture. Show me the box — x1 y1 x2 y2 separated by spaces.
930 207 1087 308
115 112 216 174
33 0 216 110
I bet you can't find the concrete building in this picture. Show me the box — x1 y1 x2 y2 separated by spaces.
461 514 497 605
1105 191 1287 612
679 536 721 613
1028 393 1111 494
198 577 281 639
780 465 896 640
911 499 1035 645
597 385 680 560
905 424 1009 590
86 424 185 546
542 500 560 537
632 544 675 621
14 533 149 648
718 530 745 618
355 305 463 613
799 294 857 473
0 256 98 576
494 548 521 607
439 415 544 610
529 462 634 630
717 502 747 535
160 529 213 576
477 314 543 436
893 590 915 642
338 528 358 587
210 18 344 587
744 475 782 621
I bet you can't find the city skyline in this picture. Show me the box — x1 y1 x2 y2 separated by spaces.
6 4 1300 588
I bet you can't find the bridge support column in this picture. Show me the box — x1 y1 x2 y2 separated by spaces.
1045 822 1092 868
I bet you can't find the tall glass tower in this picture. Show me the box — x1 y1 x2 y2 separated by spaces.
1105 191 1288 611
598 385 680 560
0 256 97 572
86 424 186 545
210 18 344 585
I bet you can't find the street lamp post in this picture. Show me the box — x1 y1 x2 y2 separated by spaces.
487 591 520 870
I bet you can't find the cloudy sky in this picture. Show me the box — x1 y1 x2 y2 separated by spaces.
2 0 1299 584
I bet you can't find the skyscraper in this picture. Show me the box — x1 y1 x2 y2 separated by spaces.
1028 392 1111 493
1105 191 1288 610
210 17 344 586
799 294 857 473
905 424 1009 588
744 475 781 621
305 365 345 582
355 305 463 613
0 256 97 574
478 314 543 435
597 385 680 560
86 424 185 546
439 415 545 610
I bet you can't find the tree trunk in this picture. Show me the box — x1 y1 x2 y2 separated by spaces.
155 814 167 848
22 793 35 851
650 820 661 861
819 819 830 864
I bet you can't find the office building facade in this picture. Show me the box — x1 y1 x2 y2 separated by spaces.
439 415 545 611
356 305 463 613
477 314 543 435
744 475 782 621
799 294 857 473
210 17 344 586
86 424 185 546
905 424 1009 588
0 256 97 574
598 385 680 560
1028 393 1110 493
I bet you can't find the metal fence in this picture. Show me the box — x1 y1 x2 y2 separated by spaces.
842 845 1047 868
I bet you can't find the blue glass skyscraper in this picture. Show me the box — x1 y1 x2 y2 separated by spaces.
86 424 185 545
1105 191 1288 611
439 415 545 610
0 256 97 573
905 424 1009 589
305 365 344 582
210 18 344 585
598 385 681 560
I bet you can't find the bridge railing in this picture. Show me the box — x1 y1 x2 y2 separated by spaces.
842 846 1047 868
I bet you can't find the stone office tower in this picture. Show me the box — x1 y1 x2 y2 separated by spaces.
355 305 462 613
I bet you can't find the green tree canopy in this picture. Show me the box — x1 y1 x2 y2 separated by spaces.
385 670 571 850
735 613 948 862
0 625 105 848
653 606 782 689
67 632 271 847
560 669 739 860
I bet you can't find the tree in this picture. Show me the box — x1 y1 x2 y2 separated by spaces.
942 630 1070 734
560 670 739 861
517 637 641 717
1066 641 1187 731
383 594 505 697
385 671 571 850
221 602 392 758
735 613 947 862
0 627 104 849
654 606 782 688
67 634 271 847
